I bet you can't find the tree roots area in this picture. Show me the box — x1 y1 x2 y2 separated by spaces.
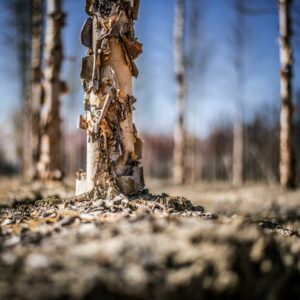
0 179 300 300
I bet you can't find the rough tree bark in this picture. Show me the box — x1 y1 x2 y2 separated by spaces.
232 0 245 188
173 0 186 185
76 0 144 196
29 0 44 180
278 0 295 189
37 0 65 180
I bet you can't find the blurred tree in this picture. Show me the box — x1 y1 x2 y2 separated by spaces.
228 0 281 187
232 0 246 187
278 0 295 189
185 0 211 184
202 124 233 181
294 1 300 40
11 109 24 166
0 134 16 176
29 0 44 180
37 0 66 180
234 0 297 189
2 0 32 174
245 109 279 186
294 90 300 182
143 134 174 179
173 0 187 185
229 0 277 187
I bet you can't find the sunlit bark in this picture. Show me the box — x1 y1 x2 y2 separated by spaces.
173 0 186 185
279 0 295 189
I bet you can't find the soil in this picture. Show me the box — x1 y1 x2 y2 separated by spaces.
0 177 300 300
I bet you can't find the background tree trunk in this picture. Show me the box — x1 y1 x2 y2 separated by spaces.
37 0 65 180
233 121 243 187
13 0 33 178
279 0 295 189
232 0 246 188
30 0 44 180
173 0 186 185
76 0 144 196
185 0 208 184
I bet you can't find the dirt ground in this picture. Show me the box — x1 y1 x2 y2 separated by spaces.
148 178 300 221
0 177 300 300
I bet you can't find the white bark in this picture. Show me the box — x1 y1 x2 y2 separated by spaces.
77 0 144 196
173 0 186 185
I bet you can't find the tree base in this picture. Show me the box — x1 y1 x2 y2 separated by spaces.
75 168 145 197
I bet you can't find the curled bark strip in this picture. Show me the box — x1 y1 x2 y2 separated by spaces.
81 17 93 48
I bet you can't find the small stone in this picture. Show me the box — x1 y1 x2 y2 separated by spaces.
2 219 15 226
25 254 51 269
59 216 76 227
1 252 17 266
20 224 29 233
4 236 20 247
78 223 97 235
192 205 205 212
42 210 56 218
201 212 218 220
80 213 96 222
112 196 124 206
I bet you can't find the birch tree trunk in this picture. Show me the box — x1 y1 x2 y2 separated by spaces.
76 0 144 196
232 0 245 187
30 0 44 180
278 0 295 189
37 0 65 180
173 0 186 185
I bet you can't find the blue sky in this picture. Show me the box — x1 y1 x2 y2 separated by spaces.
0 0 299 160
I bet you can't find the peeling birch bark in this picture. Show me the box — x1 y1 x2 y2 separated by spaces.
278 0 295 189
173 0 186 185
30 0 44 180
76 0 144 196
37 0 65 180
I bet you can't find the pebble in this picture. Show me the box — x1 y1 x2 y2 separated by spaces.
2 219 15 226
25 253 51 269
4 236 20 247
80 213 97 222
1 252 17 265
59 216 76 227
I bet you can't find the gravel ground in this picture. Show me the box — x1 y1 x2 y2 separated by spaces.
0 179 300 299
